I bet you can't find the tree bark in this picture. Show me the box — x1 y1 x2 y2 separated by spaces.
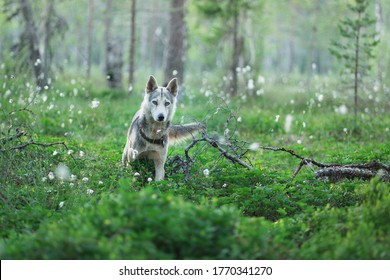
128 0 136 94
104 0 123 89
19 0 46 90
230 7 239 96
164 0 186 88
86 0 94 78
43 0 54 84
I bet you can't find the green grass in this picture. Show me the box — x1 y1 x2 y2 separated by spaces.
0 74 389 259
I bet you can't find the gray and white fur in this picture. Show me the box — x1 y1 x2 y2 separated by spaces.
122 75 204 181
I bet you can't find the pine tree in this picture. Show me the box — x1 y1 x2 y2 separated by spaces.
329 0 379 124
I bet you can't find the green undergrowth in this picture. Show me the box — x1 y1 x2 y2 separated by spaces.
1 76 389 259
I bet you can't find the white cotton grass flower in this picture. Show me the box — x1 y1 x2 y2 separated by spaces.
284 114 294 133
335 104 348 115
249 142 260 150
86 189 94 195
48 172 55 181
257 75 265 84
82 177 89 182
55 164 70 180
90 99 100 109
247 79 254 90
59 201 64 208
203 169 210 177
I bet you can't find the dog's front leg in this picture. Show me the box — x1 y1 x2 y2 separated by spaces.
154 158 165 181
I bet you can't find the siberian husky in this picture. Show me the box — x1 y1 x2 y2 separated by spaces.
122 75 204 181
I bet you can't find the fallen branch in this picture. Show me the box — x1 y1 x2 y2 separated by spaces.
185 133 252 170
0 139 77 163
1 129 25 145
255 145 389 181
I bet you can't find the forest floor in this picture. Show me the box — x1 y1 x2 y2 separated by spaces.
1 75 389 259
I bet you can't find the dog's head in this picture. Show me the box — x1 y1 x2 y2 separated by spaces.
144 75 177 123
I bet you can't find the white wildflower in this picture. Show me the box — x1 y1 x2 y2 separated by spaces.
172 69 178 76
222 183 227 188
237 116 242 122
284 114 294 133
247 79 254 90
147 177 153 183
134 172 140 177
67 149 74 155
79 151 85 157
48 172 55 181
297 139 302 144
91 99 100 109
59 201 64 208
249 142 260 150
82 177 89 182
203 169 210 177
42 177 47 182
335 105 348 115
70 174 77 181
275 115 280 122
257 75 265 84
98 180 103 185
55 164 70 180
69 182 74 187
86 189 94 195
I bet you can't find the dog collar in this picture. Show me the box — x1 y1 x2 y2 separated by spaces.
139 126 165 146
137 118 169 147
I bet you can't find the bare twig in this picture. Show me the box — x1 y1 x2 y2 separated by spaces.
185 133 252 170
1 129 26 145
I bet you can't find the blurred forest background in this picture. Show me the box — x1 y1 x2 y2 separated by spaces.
1 0 390 97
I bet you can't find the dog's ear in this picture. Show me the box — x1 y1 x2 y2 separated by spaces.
146 75 158 93
166 77 178 97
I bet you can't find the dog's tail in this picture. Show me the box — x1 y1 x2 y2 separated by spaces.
169 123 205 144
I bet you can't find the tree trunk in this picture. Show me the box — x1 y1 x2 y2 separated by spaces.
128 0 136 94
230 8 239 96
86 0 94 78
19 0 46 90
104 0 123 89
43 0 54 84
354 12 362 124
164 0 186 88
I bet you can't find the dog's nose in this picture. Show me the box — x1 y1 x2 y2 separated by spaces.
158 114 165 122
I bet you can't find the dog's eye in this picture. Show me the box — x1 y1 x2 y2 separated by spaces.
152 100 158 105
165 102 170 106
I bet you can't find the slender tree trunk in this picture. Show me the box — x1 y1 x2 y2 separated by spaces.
104 0 123 89
164 0 186 87
43 0 54 84
86 0 94 77
230 8 239 96
128 0 136 94
19 0 46 90
354 12 362 124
